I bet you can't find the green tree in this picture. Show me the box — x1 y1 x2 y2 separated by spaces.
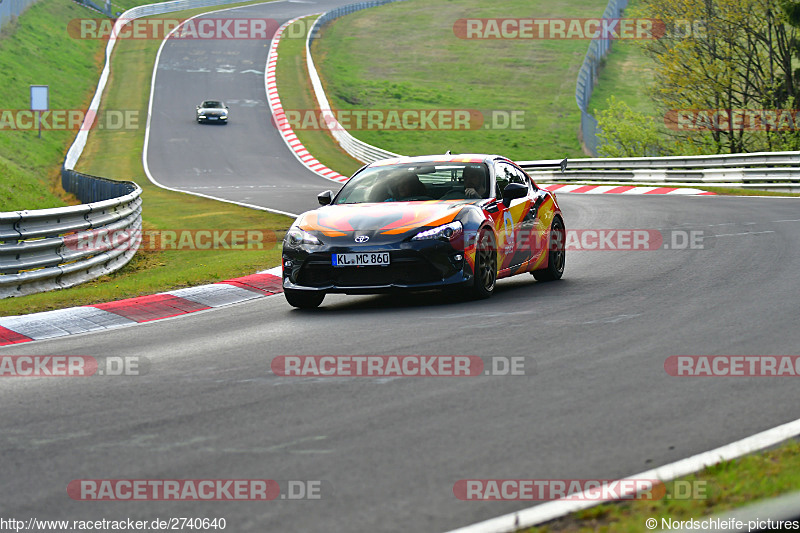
634 0 800 152
595 96 669 157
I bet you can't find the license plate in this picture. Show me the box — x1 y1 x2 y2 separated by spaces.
332 252 390 267
209 117 218 120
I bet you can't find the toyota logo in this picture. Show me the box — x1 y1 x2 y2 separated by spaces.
354 235 369 243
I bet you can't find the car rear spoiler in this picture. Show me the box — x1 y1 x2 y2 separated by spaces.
517 157 568 173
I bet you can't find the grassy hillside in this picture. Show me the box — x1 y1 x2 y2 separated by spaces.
0 0 106 210
312 0 608 161
0 0 176 212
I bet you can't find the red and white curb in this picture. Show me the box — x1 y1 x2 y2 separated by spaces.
265 16 349 184
0 267 284 347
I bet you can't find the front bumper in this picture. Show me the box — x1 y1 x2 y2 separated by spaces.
282 240 473 294
197 114 227 123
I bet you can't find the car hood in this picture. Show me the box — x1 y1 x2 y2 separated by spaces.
296 201 468 240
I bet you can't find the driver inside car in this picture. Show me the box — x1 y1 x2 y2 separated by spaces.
463 166 488 199
386 173 427 201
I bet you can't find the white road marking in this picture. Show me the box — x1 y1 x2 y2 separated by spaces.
443 417 800 533
710 231 775 238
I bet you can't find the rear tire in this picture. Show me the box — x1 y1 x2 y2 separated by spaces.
532 217 565 281
285 288 325 309
469 229 497 299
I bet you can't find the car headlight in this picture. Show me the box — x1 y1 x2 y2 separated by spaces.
412 221 463 241
284 228 322 246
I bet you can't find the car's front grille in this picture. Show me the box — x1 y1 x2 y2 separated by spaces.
297 253 441 287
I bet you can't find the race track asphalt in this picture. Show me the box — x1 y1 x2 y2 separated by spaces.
144 0 357 216
2 193 799 532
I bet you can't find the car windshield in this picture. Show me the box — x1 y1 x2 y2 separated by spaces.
333 162 490 204
202 101 224 108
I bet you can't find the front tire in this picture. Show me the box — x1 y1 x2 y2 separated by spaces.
532 217 565 281
284 288 325 309
470 229 497 299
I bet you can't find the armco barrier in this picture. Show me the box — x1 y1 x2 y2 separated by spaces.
522 151 800 170
0 170 142 298
300 4 800 192
73 0 113 17
518 151 800 190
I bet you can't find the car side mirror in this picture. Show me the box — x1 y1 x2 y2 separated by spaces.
502 183 527 207
196 105 200 109
318 190 333 205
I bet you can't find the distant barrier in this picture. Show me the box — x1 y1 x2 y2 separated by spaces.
77 0 115 17
575 0 628 156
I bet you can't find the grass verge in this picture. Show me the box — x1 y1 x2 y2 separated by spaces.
696 186 800 197
0 0 188 211
585 0 656 119
586 39 656 118
311 0 610 161
0 0 290 317
519 439 800 532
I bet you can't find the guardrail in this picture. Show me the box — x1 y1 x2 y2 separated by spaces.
518 151 800 189
520 151 800 170
0 170 141 298
306 1 405 164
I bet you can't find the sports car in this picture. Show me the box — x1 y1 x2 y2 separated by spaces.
195 100 228 123
281 153 566 308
